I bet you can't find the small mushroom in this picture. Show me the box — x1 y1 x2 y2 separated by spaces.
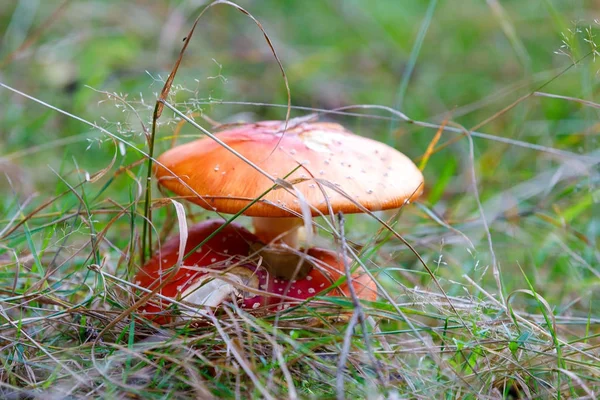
134 219 256 323
155 120 423 280
240 246 377 311
134 220 376 324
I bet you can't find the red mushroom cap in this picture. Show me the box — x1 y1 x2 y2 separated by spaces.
239 247 376 313
307 247 378 303
134 219 257 323
135 220 377 324
241 247 377 310
190 246 378 313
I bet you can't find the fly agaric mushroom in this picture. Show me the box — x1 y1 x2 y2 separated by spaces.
134 219 256 323
154 120 423 279
241 246 377 311
135 219 376 324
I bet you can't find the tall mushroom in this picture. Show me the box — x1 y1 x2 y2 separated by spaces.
154 120 423 279
135 219 376 324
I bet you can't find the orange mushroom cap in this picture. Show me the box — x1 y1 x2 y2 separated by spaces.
154 120 424 218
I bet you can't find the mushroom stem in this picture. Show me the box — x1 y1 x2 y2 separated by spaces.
252 217 303 248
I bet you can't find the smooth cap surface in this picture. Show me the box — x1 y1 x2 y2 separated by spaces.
155 120 424 217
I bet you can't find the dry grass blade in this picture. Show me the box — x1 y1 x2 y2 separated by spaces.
534 91 600 109
143 0 293 259
0 82 155 166
418 114 447 170
145 0 291 259
170 199 188 268
154 0 290 123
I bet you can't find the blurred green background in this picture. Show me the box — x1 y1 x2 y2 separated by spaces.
1 0 598 332
1 0 600 397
